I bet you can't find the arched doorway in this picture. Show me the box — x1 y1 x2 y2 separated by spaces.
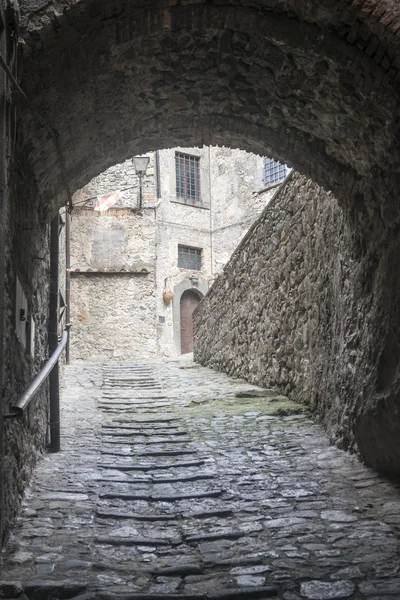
180 290 202 354
172 279 208 356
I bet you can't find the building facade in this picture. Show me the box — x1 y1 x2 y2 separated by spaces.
69 147 284 360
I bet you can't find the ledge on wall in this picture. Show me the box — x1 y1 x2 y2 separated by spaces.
171 198 210 210
70 265 150 275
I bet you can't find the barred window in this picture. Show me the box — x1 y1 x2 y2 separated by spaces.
263 157 287 186
178 245 202 270
175 152 201 204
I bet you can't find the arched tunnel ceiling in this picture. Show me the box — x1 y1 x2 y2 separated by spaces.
15 0 400 221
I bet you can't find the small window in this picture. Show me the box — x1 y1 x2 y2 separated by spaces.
175 152 201 205
178 245 202 271
263 157 287 187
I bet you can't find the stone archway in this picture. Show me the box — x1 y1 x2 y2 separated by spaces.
10 0 400 468
14 0 400 230
172 279 208 356
3 0 400 542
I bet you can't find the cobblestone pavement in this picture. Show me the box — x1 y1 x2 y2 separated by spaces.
1 359 400 600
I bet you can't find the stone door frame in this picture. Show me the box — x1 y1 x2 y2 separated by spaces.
172 278 208 356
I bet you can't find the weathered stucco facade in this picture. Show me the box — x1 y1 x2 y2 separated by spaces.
69 209 157 361
195 172 400 475
210 146 274 273
70 147 275 360
70 155 157 361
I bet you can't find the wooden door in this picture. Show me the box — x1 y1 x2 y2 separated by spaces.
180 290 201 354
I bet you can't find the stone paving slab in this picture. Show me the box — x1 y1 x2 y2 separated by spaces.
0 359 400 600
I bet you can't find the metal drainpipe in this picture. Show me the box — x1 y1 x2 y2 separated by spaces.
138 173 143 210
208 146 213 276
154 151 160 356
49 213 60 452
65 209 71 364
155 150 161 200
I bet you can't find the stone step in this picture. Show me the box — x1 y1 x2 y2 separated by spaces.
97 460 206 471
100 404 172 411
95 509 180 521
99 438 191 445
100 450 197 457
100 429 188 436
96 535 181 546
104 418 178 425
99 489 224 501
184 530 244 543
97 593 206 600
102 394 164 398
96 473 215 484
94 507 232 521
95 589 278 599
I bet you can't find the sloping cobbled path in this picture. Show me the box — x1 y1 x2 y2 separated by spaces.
1 359 400 600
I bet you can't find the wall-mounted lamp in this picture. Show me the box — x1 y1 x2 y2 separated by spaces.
132 155 150 210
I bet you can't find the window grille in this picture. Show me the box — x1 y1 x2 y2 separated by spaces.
175 152 201 204
263 157 287 186
178 245 202 270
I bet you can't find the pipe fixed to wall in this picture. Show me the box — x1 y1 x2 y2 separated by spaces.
3 329 68 420
65 210 71 364
49 214 60 452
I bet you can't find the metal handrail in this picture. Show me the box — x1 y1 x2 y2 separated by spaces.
4 329 69 419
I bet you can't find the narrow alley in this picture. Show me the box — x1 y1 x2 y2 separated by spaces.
1 359 399 600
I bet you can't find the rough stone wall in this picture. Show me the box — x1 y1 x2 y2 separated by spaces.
70 273 156 361
1 156 50 543
194 172 400 475
69 206 157 361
